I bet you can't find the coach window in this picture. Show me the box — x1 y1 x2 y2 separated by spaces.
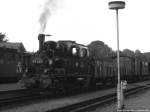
83 48 88 58
80 49 84 57
84 49 87 57
145 62 148 66
72 47 77 56
87 50 89 57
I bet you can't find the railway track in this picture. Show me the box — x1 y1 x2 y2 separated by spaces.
0 84 115 106
0 85 113 109
0 82 149 111
0 88 52 107
46 85 150 112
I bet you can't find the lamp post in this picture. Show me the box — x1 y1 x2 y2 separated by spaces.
108 1 125 110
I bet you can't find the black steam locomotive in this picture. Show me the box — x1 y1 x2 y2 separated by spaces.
19 34 150 89
19 34 91 89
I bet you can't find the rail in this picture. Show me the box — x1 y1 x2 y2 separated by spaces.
46 85 150 112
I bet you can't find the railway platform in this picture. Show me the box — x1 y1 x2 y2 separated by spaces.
93 83 150 112
1 81 150 112
0 83 24 91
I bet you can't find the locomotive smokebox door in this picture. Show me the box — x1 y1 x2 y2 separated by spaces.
38 34 45 51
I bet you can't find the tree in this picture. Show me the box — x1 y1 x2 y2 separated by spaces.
0 33 8 42
135 49 141 54
88 40 114 59
135 49 142 59
122 49 134 57
143 52 150 61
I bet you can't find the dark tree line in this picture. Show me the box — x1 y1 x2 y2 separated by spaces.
88 40 149 61
88 41 115 59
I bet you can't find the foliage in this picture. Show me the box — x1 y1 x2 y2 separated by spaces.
0 33 8 42
143 52 150 61
135 49 141 54
134 49 145 59
88 40 150 62
88 40 114 59
122 49 134 57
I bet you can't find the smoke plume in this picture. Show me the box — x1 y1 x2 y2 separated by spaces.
39 0 57 33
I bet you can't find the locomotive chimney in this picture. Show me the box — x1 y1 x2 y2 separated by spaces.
38 34 45 52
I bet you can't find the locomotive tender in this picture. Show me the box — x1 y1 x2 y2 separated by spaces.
19 34 150 89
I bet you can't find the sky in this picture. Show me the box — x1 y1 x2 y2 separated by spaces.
0 0 150 53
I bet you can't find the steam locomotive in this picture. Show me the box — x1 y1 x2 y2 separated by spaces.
19 34 91 89
19 34 150 89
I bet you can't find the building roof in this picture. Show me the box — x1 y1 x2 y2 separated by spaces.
0 42 26 52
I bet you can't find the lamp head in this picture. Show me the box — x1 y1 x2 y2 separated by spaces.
109 1 125 10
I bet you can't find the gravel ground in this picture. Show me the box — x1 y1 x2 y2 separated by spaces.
91 88 150 112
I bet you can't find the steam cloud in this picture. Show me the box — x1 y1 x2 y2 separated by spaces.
39 0 57 33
